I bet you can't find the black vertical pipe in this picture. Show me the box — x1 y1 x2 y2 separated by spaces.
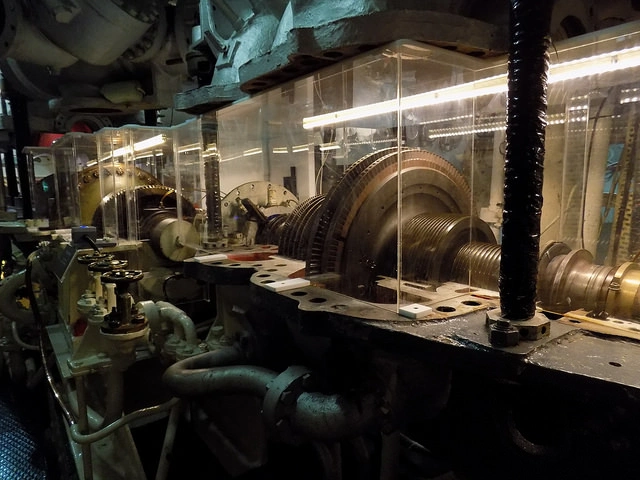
144 109 158 126
499 0 553 320
7 89 33 219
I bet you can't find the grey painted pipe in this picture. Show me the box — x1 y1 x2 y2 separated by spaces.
162 346 277 397
290 392 379 441
163 347 380 441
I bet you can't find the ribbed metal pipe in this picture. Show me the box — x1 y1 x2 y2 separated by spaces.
451 242 502 290
403 214 464 281
402 214 495 282
499 0 553 320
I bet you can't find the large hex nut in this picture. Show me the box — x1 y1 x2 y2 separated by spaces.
489 322 520 347
487 312 520 347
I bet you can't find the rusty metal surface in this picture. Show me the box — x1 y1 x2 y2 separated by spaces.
175 7 507 112
239 9 507 92
524 330 640 390
244 265 640 393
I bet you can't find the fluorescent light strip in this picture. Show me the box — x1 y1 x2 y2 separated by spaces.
620 87 640 104
319 143 341 151
243 147 262 156
220 154 242 162
133 134 166 151
110 134 165 158
178 143 201 154
428 122 506 139
303 73 506 129
547 46 640 83
427 112 570 138
292 144 310 152
303 45 640 129
422 113 474 125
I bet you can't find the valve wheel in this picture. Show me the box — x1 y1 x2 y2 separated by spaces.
88 259 129 272
100 269 144 285
78 252 113 265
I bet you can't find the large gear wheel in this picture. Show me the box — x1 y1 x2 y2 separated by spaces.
306 148 471 297
92 185 196 241
278 194 326 260
78 164 162 226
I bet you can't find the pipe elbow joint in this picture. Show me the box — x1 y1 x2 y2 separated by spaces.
262 366 381 444
162 346 277 398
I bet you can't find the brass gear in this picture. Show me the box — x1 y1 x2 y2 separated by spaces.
78 164 161 226
92 185 196 240
306 149 471 297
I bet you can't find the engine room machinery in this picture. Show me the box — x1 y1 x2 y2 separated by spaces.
6 4 640 480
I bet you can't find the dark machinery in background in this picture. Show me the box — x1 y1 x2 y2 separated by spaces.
1 0 637 124
4 2 640 480
173 151 640 480
1 0 639 217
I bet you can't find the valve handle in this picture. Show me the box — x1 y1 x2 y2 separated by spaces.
100 269 144 285
78 252 113 265
88 259 129 272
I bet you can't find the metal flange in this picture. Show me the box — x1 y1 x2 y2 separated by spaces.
262 365 313 444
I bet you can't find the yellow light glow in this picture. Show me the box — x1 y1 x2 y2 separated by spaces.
243 147 262 156
110 134 166 158
319 143 341 151
302 45 640 129
292 144 310 153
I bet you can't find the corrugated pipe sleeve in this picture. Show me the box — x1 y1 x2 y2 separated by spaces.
499 0 553 320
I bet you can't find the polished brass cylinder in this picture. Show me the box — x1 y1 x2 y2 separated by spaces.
537 243 640 319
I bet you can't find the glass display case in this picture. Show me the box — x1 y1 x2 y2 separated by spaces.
171 117 213 247
93 123 208 263
50 132 98 229
213 39 498 314
94 125 171 243
212 20 640 322
22 145 55 224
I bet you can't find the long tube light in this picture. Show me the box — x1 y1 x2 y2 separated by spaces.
292 143 310 152
302 45 640 129
319 143 341 151
243 147 262 156
108 134 166 158
426 112 567 139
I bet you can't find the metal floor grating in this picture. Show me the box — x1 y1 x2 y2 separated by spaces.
0 393 48 480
